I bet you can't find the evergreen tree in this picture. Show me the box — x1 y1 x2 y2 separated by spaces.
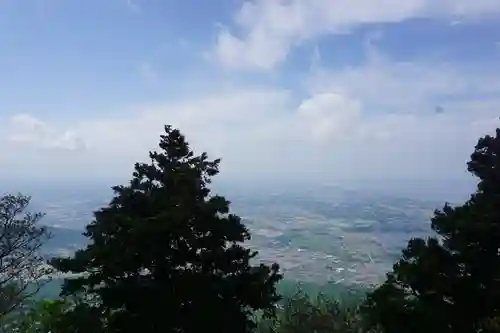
362 127 500 333
51 125 282 333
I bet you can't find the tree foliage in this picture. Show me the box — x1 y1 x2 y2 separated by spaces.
4 299 68 333
363 127 500 333
256 291 367 333
51 125 282 333
0 193 51 322
3 295 103 333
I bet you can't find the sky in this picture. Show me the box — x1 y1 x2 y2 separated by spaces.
1 0 500 196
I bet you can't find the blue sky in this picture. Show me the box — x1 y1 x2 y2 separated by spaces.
1 0 500 194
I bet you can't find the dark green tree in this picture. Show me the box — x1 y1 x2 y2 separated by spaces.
363 127 500 333
51 125 282 333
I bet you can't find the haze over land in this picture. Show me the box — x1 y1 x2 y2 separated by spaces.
17 181 456 288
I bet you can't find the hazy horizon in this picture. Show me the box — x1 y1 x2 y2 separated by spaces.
0 172 476 210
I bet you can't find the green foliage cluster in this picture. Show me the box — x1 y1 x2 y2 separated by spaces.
362 128 500 333
50 126 281 333
255 290 368 333
4 299 68 333
0 193 51 327
4 123 500 333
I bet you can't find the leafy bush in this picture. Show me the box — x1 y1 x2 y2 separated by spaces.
256 290 373 333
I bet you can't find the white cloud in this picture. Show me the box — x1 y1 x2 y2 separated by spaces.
308 53 500 115
3 86 498 185
214 0 500 69
2 48 500 187
7 114 86 152
296 93 361 142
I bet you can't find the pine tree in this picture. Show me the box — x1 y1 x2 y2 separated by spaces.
362 127 500 333
51 125 282 333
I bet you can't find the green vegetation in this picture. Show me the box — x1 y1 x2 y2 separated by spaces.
0 194 51 325
49 125 281 332
255 290 366 333
362 127 500 333
4 124 500 333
